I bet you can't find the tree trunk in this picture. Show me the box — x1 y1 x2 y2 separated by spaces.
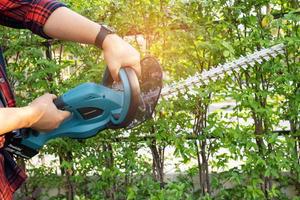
103 143 116 200
65 152 75 200
193 100 211 196
149 137 165 188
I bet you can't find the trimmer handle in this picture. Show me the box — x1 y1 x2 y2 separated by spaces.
53 97 66 110
106 67 140 128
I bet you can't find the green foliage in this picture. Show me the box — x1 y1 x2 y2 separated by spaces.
1 0 299 199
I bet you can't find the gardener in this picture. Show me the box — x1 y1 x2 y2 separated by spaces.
0 0 141 198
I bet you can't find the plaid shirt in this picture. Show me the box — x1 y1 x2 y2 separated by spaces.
0 50 15 107
0 0 66 198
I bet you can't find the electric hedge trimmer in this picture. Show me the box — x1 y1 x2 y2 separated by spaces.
5 44 285 159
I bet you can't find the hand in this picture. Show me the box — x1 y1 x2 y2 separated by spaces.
43 8 141 81
102 34 141 82
28 93 70 132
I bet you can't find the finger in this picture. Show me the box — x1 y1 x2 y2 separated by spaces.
60 110 71 119
108 61 121 82
47 93 57 100
132 61 141 78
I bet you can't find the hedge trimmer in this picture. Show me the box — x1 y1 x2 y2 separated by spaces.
5 44 285 159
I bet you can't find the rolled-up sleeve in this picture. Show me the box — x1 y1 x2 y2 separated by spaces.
0 0 66 38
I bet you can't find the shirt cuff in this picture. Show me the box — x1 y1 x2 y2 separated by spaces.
25 0 67 39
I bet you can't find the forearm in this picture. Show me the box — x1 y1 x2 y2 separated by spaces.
43 2 140 82
0 107 39 135
43 7 100 45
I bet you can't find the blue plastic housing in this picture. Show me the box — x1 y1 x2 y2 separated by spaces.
21 69 132 150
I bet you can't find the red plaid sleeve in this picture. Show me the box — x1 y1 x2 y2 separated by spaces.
0 66 15 107
0 150 27 200
0 0 66 38
0 47 16 107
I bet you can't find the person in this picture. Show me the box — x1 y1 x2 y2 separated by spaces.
0 0 141 198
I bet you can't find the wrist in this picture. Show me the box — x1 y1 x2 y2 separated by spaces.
22 106 43 128
95 25 116 49
102 34 118 50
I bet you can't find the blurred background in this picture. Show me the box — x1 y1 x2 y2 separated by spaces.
0 0 299 199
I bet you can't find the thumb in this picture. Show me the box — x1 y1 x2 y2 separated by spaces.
60 110 71 119
107 61 121 82
132 62 141 78
45 93 57 100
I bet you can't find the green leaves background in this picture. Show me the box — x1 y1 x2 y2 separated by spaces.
0 0 299 199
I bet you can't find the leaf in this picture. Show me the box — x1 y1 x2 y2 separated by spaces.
261 14 274 28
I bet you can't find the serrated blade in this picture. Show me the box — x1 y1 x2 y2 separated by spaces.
157 43 285 100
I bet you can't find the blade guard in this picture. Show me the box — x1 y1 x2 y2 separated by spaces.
5 68 140 159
